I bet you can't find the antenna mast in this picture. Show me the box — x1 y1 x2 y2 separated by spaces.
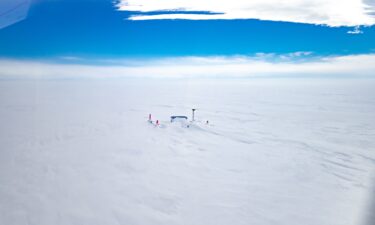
192 108 196 121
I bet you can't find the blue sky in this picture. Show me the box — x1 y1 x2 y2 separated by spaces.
0 0 375 78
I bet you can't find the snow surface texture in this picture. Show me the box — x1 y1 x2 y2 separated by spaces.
0 79 374 225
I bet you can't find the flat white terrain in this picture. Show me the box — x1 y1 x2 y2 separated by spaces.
0 78 374 225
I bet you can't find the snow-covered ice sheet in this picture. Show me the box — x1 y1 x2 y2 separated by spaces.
0 78 374 225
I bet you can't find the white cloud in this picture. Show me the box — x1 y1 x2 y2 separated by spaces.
0 54 375 79
116 0 375 27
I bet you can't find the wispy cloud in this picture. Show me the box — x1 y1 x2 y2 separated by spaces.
0 0 31 29
116 0 375 27
1 54 375 79
347 26 364 34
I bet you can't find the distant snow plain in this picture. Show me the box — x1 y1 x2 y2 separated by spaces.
0 78 374 225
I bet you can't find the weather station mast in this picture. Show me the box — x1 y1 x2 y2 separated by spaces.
192 108 197 122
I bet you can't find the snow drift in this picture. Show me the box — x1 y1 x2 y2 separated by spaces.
0 78 374 225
